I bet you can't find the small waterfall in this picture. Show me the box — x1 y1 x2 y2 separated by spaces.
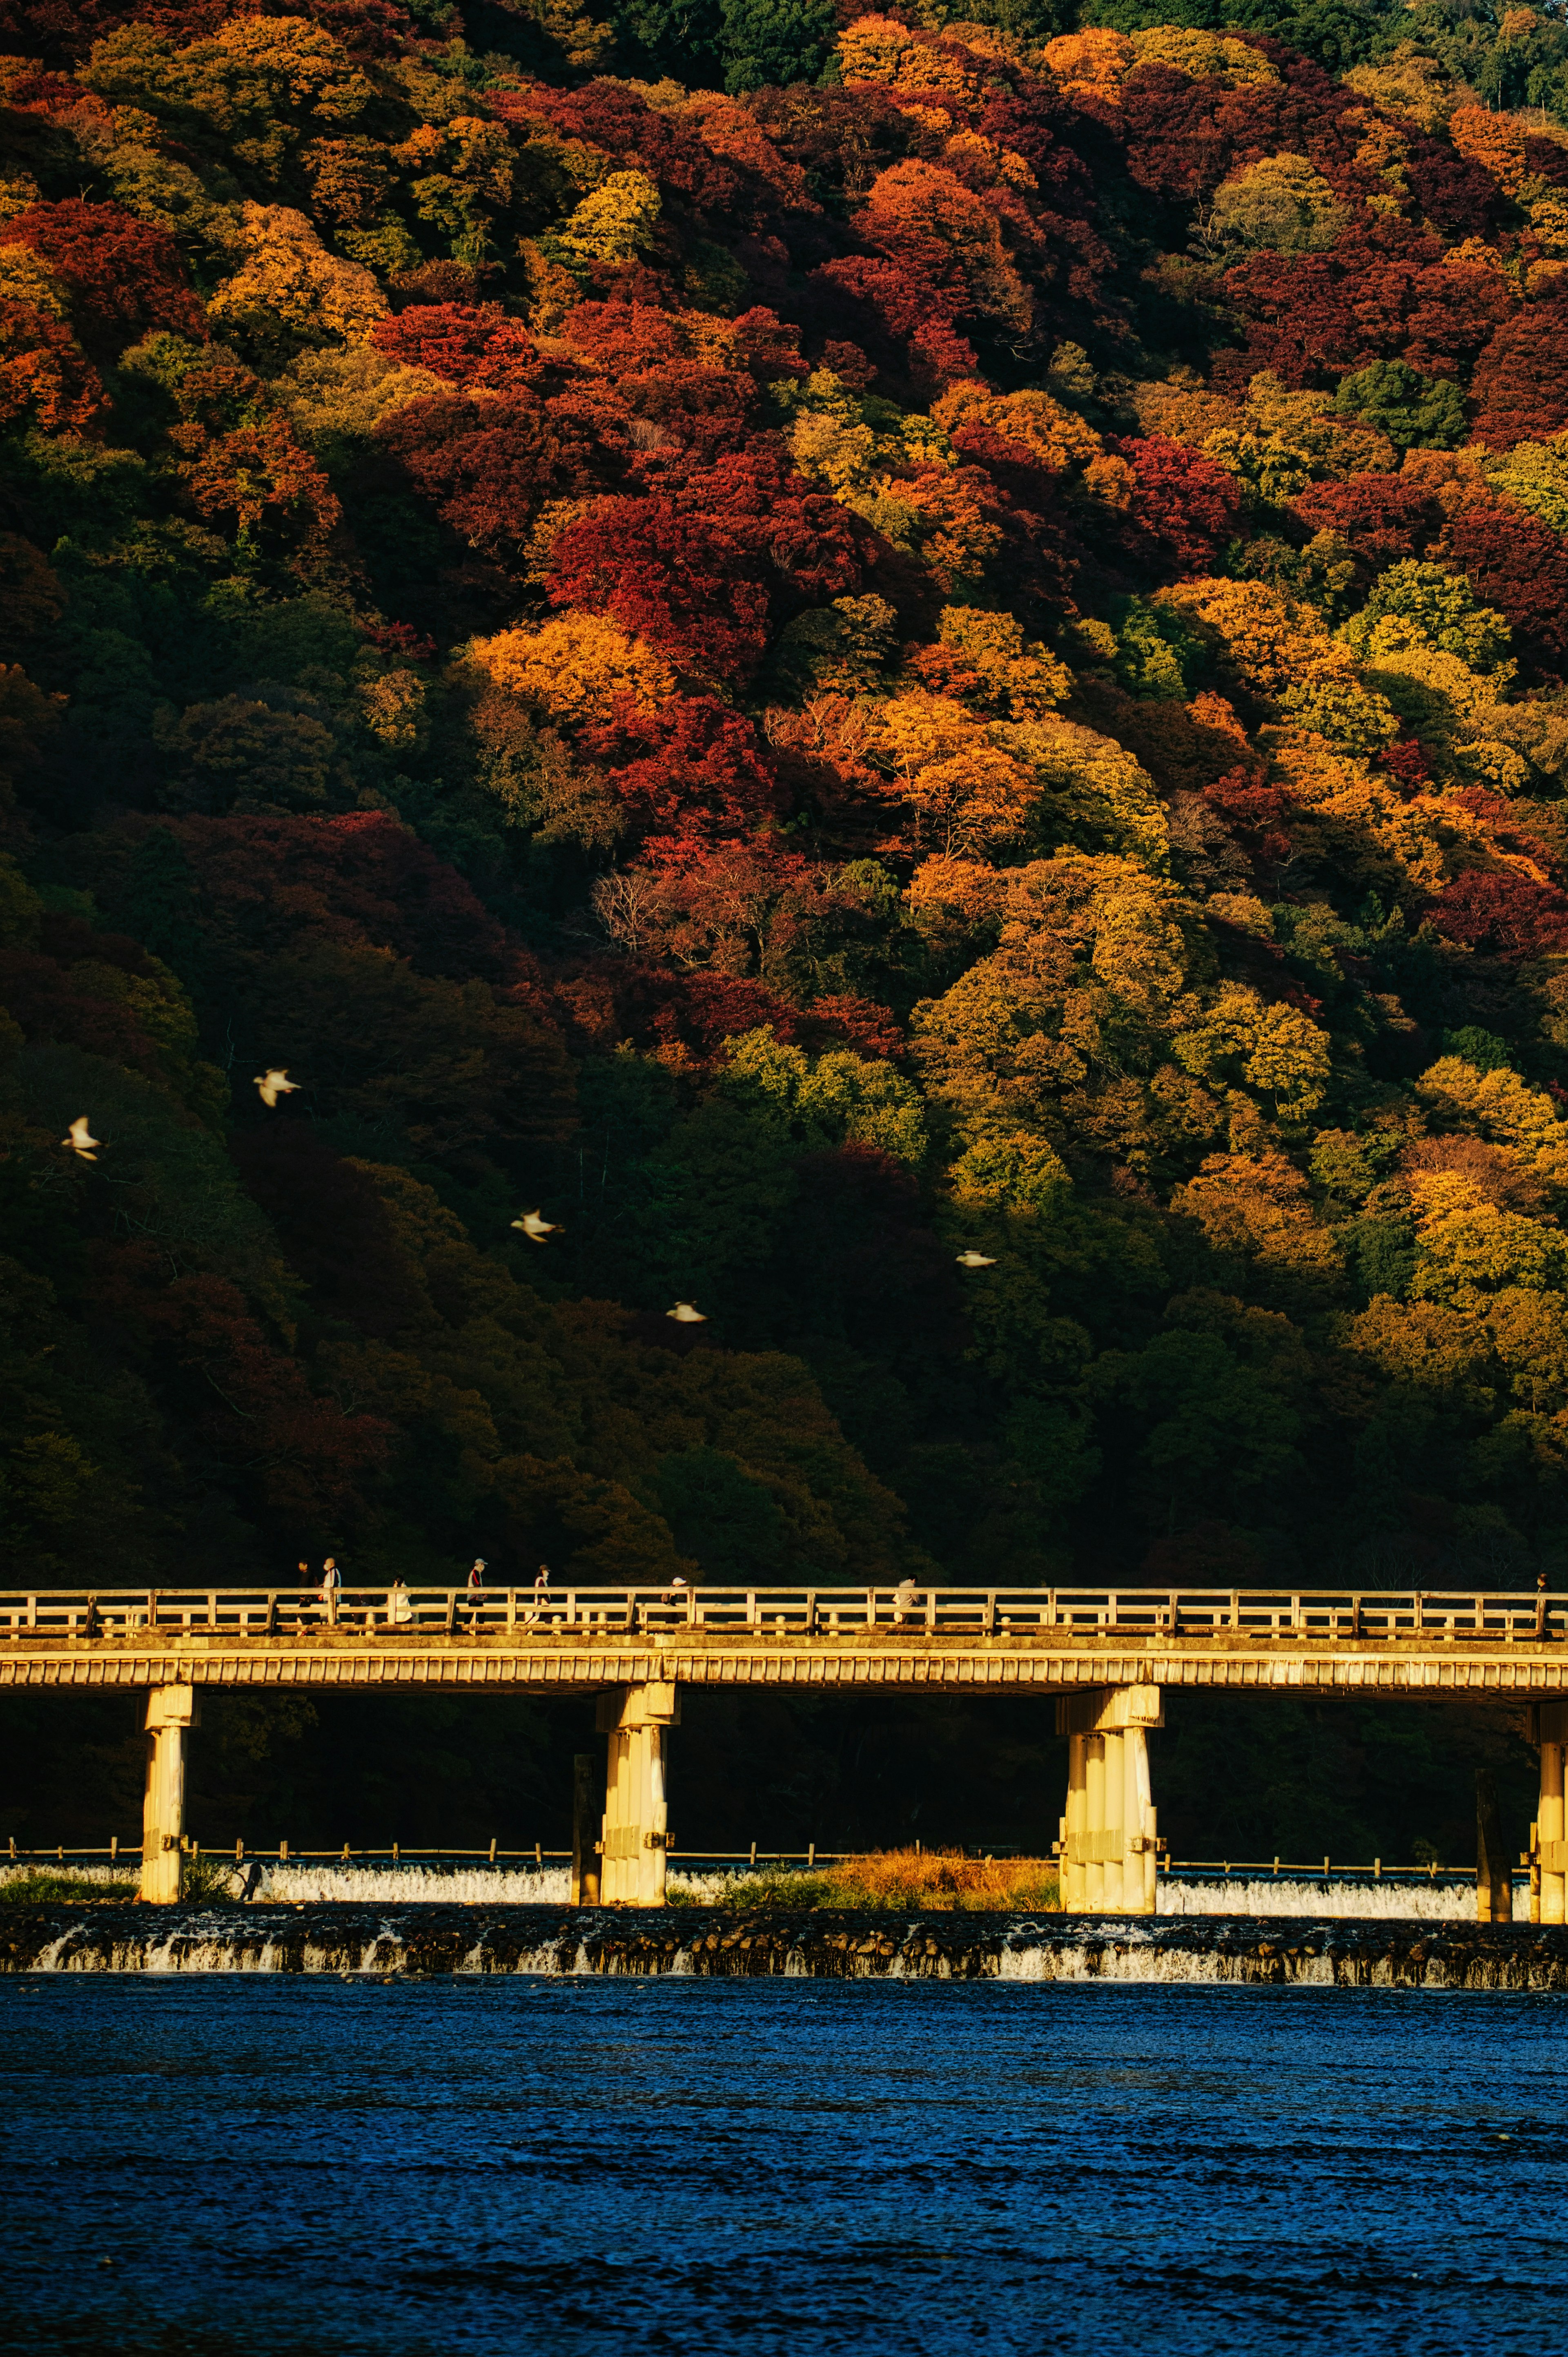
1155 1876 1493 1922
257 1864 574 1905
4 1861 1495 1921
253 1863 784 1905
7 1902 1568 1989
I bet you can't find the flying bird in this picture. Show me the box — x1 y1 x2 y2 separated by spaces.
955 1250 998 1268
254 1068 299 1108
666 1301 707 1323
511 1209 561 1243
61 1117 100 1161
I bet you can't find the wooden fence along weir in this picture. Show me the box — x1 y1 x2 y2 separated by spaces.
7 1581 1568 1914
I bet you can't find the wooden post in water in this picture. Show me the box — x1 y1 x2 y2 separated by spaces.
140 1686 199 1903
571 1753 601 1907
1476 1766 1512 1922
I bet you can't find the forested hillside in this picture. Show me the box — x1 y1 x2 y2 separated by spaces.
2 0 1565 1854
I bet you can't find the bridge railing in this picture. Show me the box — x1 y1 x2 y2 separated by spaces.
0 1584 1563 1643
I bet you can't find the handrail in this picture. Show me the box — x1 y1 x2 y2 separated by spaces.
0 1582 1562 1642
0 1843 1499 1883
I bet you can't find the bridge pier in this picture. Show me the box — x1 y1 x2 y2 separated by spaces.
140 1685 198 1903
1535 1703 1568 1924
595 1682 679 1905
1056 1686 1162 1915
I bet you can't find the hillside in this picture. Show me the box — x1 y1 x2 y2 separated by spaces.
2 0 1566 1852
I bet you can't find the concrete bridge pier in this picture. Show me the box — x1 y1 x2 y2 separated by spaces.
140 1685 199 1903
1056 1686 1163 1915
1533 1702 1568 1924
595 1681 679 1905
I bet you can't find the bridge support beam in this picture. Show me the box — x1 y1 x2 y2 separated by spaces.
1056 1686 1162 1915
1534 1703 1568 1925
595 1682 679 1906
140 1685 199 1904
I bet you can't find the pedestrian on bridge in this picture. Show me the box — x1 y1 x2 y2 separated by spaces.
525 1564 551 1625
892 1577 920 1627
320 1559 341 1620
466 1559 487 1627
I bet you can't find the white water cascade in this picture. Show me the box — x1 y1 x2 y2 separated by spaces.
0 1861 1509 1920
1154 1875 1496 1922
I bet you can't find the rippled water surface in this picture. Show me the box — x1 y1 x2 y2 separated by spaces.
2 1977 1565 2355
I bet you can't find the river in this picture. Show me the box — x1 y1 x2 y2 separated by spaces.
2 1978 1564 2355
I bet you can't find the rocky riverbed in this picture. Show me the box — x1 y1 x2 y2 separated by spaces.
4 1903 1568 1988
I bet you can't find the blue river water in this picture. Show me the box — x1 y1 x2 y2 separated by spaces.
2 1977 1566 2356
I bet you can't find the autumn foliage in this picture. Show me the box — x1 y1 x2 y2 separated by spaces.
11 0 1568 1675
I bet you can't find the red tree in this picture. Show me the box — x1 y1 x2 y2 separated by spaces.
1444 497 1568 666
0 299 103 430
548 495 773 685
7 199 204 358
1291 474 1443 567
1114 435 1245 573
1469 302 1568 447
1428 869 1568 958
547 454 860 687
370 303 541 389
375 391 570 554
581 693 782 838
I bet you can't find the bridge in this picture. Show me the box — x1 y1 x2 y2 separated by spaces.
7 1581 1568 1920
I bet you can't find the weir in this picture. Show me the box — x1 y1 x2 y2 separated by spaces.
6 1580 1567 1909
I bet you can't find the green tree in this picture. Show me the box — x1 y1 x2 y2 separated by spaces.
719 0 837 90
1334 361 1468 454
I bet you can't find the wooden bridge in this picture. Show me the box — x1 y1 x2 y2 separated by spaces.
7 1582 1568 1919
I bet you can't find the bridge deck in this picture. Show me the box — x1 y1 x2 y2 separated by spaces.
2 1585 1566 1697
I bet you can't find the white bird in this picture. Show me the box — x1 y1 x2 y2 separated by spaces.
61 1117 101 1160
254 1068 299 1109
666 1301 707 1323
511 1209 561 1242
955 1250 997 1268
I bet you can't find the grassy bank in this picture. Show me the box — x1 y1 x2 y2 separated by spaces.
0 1857 241 1905
668 1851 1062 1913
0 1869 137 1905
